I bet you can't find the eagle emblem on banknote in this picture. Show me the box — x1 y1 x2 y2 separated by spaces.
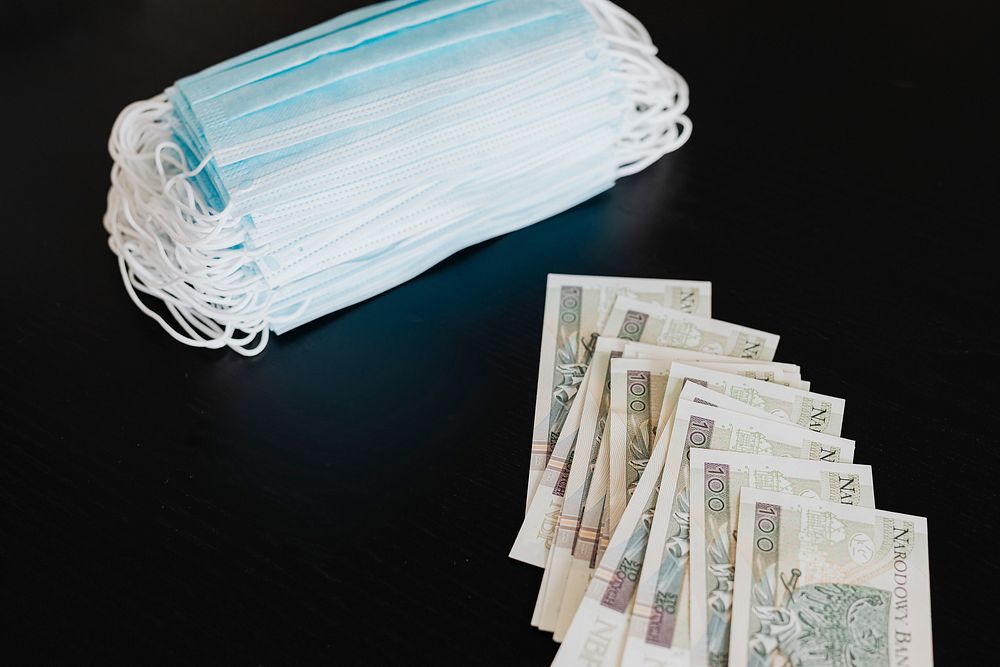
750 580 891 667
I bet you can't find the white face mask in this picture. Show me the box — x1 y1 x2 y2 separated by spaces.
103 0 691 355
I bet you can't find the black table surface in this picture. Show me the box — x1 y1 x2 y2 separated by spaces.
1 1 996 663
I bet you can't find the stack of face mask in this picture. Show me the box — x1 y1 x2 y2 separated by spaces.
104 0 691 355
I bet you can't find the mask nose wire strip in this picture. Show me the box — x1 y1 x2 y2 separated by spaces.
104 1 689 356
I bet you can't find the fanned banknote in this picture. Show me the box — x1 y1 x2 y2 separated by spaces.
603 297 780 362
625 342 803 387
546 351 802 639
604 358 672 536
529 277 711 508
533 337 627 629
678 381 800 425
514 365 595 567
517 301 779 568
688 451 876 667
554 419 614 640
606 360 812 554
664 363 846 435
653 362 805 431
729 489 932 667
553 424 673 667
511 276 934 662
623 342 801 378
620 401 856 667
552 380 786 641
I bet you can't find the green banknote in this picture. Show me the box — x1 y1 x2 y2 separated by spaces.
729 489 932 667
553 425 672 667
664 363 845 436
622 401 856 667
605 358 671 535
602 297 779 362
529 276 711 509
551 349 797 640
688 450 876 667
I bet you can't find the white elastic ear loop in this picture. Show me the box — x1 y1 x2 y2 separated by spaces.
112 101 244 249
118 256 272 357
112 202 293 356
112 106 249 260
581 0 692 177
105 96 275 355
118 255 234 351
112 191 252 309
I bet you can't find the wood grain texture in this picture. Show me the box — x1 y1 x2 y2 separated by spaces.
0 0 996 663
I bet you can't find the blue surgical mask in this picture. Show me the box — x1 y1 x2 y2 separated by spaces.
103 0 692 354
